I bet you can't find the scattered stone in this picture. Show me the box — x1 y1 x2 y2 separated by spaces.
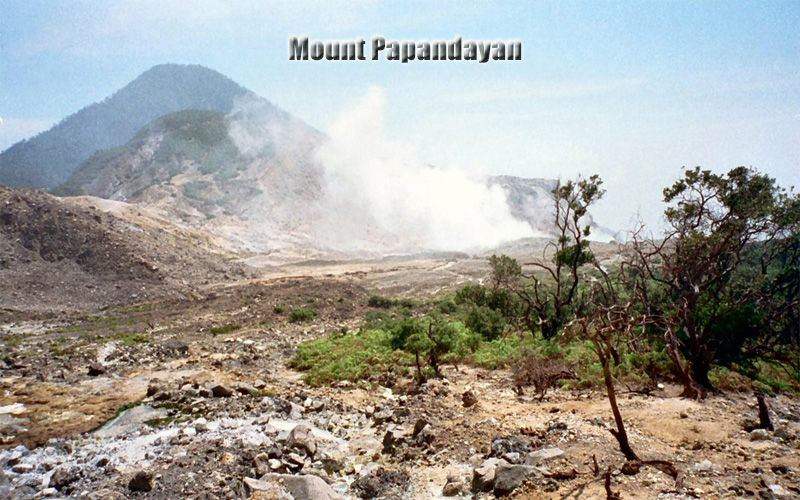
353 467 409 499
258 473 341 499
774 427 790 440
11 463 33 474
236 382 256 395
691 459 722 474
442 476 465 496
525 448 564 465
621 461 641 475
199 387 212 398
490 436 529 458
160 339 189 356
373 409 393 424
415 425 436 447
412 418 429 438
462 390 478 408
128 470 154 492
242 477 293 499
87 363 106 376
750 428 771 441
493 462 545 496
320 449 347 475
472 458 501 493
210 384 234 398
50 466 81 493
382 428 405 454
287 424 317 457
767 484 792 498
254 452 271 476
253 379 267 389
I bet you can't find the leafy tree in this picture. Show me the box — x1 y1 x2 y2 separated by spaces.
627 166 799 398
515 175 605 339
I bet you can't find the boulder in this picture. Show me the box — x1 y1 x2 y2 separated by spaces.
87 363 106 376
211 384 234 398
462 390 478 408
525 447 564 465
472 458 502 493
493 463 544 496
750 428 771 441
128 470 154 492
287 424 317 457
254 473 341 499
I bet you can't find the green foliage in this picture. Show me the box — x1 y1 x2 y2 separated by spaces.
272 305 286 314
465 305 506 341
209 324 242 335
289 329 412 387
289 306 317 323
368 295 397 308
471 335 527 369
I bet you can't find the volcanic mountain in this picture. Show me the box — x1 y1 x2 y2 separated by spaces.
0 64 252 190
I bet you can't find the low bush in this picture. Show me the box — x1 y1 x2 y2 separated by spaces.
289 307 317 323
289 329 412 387
209 324 242 335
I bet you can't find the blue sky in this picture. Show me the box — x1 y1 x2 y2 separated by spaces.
1 0 798 230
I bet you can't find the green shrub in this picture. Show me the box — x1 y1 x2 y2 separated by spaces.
465 305 506 340
472 335 526 369
209 324 242 335
368 295 397 308
289 329 412 386
289 307 317 323
273 305 286 314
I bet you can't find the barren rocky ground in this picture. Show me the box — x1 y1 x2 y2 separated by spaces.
1 190 799 499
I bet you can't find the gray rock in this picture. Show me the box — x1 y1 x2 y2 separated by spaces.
383 428 405 454
348 436 382 459
525 447 564 465
161 339 189 356
128 470 154 492
51 466 81 493
254 452 271 476
750 428 771 441
472 458 502 493
774 427 790 440
256 473 341 499
462 390 478 408
443 476 465 496
767 484 792 498
242 477 293 499
210 384 233 398
253 379 267 389
493 463 544 496
87 363 106 376
11 463 33 474
415 425 436 446
373 409 393 424
690 459 722 474
412 418 429 438
287 424 317 457
236 383 256 395
320 449 347 474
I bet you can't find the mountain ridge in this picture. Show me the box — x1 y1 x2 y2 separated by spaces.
0 64 253 189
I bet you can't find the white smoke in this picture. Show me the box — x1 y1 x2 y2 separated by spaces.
313 87 534 252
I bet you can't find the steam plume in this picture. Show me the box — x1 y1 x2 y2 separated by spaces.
313 87 533 252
